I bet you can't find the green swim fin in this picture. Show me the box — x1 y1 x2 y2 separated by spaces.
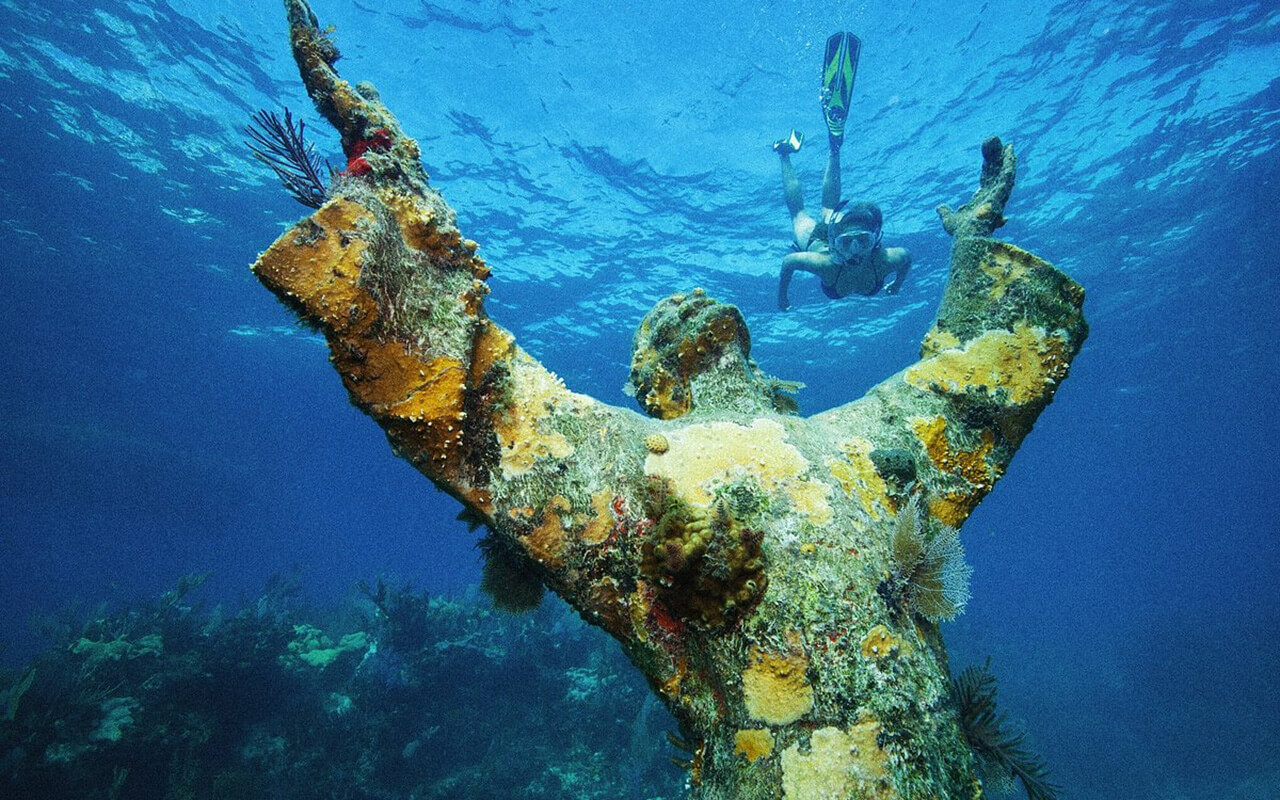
821 31 861 143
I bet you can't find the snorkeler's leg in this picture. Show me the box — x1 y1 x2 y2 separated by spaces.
779 152 805 220
821 138 842 215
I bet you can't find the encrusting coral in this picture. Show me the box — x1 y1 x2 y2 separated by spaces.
248 3 1088 797
638 480 768 630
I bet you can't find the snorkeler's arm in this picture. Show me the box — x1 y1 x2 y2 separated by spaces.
778 251 825 310
778 261 795 311
884 248 911 295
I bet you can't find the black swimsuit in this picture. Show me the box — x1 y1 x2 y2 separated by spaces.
821 269 846 299
797 224 884 298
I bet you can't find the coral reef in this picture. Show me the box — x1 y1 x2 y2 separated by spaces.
282 624 370 669
246 3 1089 797
0 578 682 799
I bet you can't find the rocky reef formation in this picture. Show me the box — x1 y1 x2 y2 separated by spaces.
0 577 680 799
250 2 1087 797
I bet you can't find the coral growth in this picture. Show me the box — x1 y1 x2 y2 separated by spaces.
244 107 330 208
740 645 813 725
883 495 972 623
859 623 908 661
779 722 890 800
338 127 393 177
638 481 766 629
628 289 801 419
907 322 1073 410
643 417 833 524
0 577 685 800
479 533 546 612
953 660 1059 800
644 432 670 454
733 728 774 762
283 624 370 669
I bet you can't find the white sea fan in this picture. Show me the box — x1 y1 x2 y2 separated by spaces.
917 522 973 621
892 496 973 622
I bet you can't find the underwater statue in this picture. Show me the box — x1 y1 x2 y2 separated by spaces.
251 2 1086 797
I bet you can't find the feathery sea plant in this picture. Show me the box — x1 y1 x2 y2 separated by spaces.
244 108 330 208
954 660 1060 800
478 534 546 613
888 495 972 622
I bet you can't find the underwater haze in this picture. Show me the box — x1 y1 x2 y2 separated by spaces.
1 0 1278 798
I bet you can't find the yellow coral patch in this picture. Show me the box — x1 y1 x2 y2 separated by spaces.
493 356 584 479
860 624 908 661
734 729 774 762
629 587 651 644
919 326 962 358
580 490 616 545
370 355 465 419
910 416 999 527
827 437 892 521
903 322 1070 407
253 198 473 476
979 241 1041 302
521 495 570 568
927 492 979 530
251 198 380 337
912 417 997 490
641 367 688 420
780 722 893 800
741 646 813 725
645 433 670 454
645 419 831 524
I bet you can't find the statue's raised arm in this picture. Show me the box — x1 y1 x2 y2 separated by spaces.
251 3 1085 798
816 137 1087 529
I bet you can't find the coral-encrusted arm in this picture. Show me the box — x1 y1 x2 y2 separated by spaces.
260 1 675 666
285 0 430 192
936 136 1018 238
816 138 1087 527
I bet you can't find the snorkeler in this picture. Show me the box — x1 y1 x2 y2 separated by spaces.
773 32 911 311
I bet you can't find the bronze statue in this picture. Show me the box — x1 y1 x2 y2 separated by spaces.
251 3 1086 796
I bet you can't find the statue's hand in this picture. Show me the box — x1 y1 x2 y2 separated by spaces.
937 136 1017 239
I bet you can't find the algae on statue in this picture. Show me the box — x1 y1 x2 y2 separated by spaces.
250 3 1087 797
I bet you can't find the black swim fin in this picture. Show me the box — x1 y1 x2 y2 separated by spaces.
821 31 861 143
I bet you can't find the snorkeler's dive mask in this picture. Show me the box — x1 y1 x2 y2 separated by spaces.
830 228 881 259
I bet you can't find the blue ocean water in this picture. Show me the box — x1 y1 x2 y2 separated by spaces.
0 0 1276 797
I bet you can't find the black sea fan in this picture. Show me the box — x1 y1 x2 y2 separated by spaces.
244 108 330 208
954 660 1060 800
478 534 545 613
890 495 972 622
